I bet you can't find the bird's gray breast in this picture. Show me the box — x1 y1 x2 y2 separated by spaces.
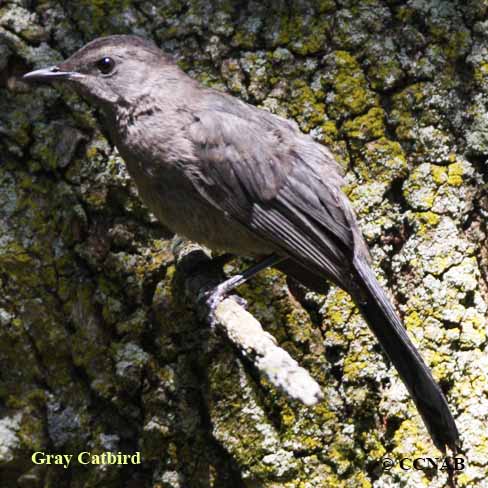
113 114 272 256
130 160 272 255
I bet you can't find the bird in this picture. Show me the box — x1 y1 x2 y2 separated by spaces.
23 34 460 453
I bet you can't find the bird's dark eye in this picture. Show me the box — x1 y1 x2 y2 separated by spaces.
96 57 115 75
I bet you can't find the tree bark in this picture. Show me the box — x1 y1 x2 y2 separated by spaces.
0 1 487 487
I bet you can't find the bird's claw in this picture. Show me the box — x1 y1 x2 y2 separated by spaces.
203 291 223 329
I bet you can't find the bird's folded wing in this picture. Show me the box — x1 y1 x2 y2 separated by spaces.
185 102 363 288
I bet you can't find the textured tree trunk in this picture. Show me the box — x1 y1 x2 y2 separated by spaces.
0 1 487 487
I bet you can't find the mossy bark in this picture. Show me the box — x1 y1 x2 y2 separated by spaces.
1 1 487 487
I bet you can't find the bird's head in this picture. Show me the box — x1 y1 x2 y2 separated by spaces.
23 35 178 110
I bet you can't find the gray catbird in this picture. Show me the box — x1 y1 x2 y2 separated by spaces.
23 35 459 452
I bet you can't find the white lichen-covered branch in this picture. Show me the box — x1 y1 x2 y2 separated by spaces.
173 239 323 406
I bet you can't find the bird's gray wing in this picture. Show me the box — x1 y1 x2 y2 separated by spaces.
185 98 366 289
185 97 460 453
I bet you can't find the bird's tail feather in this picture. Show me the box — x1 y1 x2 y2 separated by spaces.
353 259 459 452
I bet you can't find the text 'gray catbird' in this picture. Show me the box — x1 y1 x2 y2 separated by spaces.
23 35 459 453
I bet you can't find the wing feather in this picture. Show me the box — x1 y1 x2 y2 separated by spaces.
185 93 367 289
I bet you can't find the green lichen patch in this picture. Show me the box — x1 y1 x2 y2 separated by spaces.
321 288 357 345
364 37 405 91
447 161 464 187
74 0 132 36
286 15 331 56
342 107 386 147
413 211 441 235
331 3 389 51
392 418 431 461
221 57 247 97
231 12 263 49
0 100 32 151
207 349 299 481
287 80 326 133
390 83 428 142
355 137 407 183
238 51 271 102
262 8 333 54
321 51 378 120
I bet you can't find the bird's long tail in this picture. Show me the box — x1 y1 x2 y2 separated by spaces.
352 258 459 452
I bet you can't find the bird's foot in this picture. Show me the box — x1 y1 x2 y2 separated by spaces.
204 274 245 326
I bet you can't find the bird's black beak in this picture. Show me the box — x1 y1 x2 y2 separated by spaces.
22 66 80 83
